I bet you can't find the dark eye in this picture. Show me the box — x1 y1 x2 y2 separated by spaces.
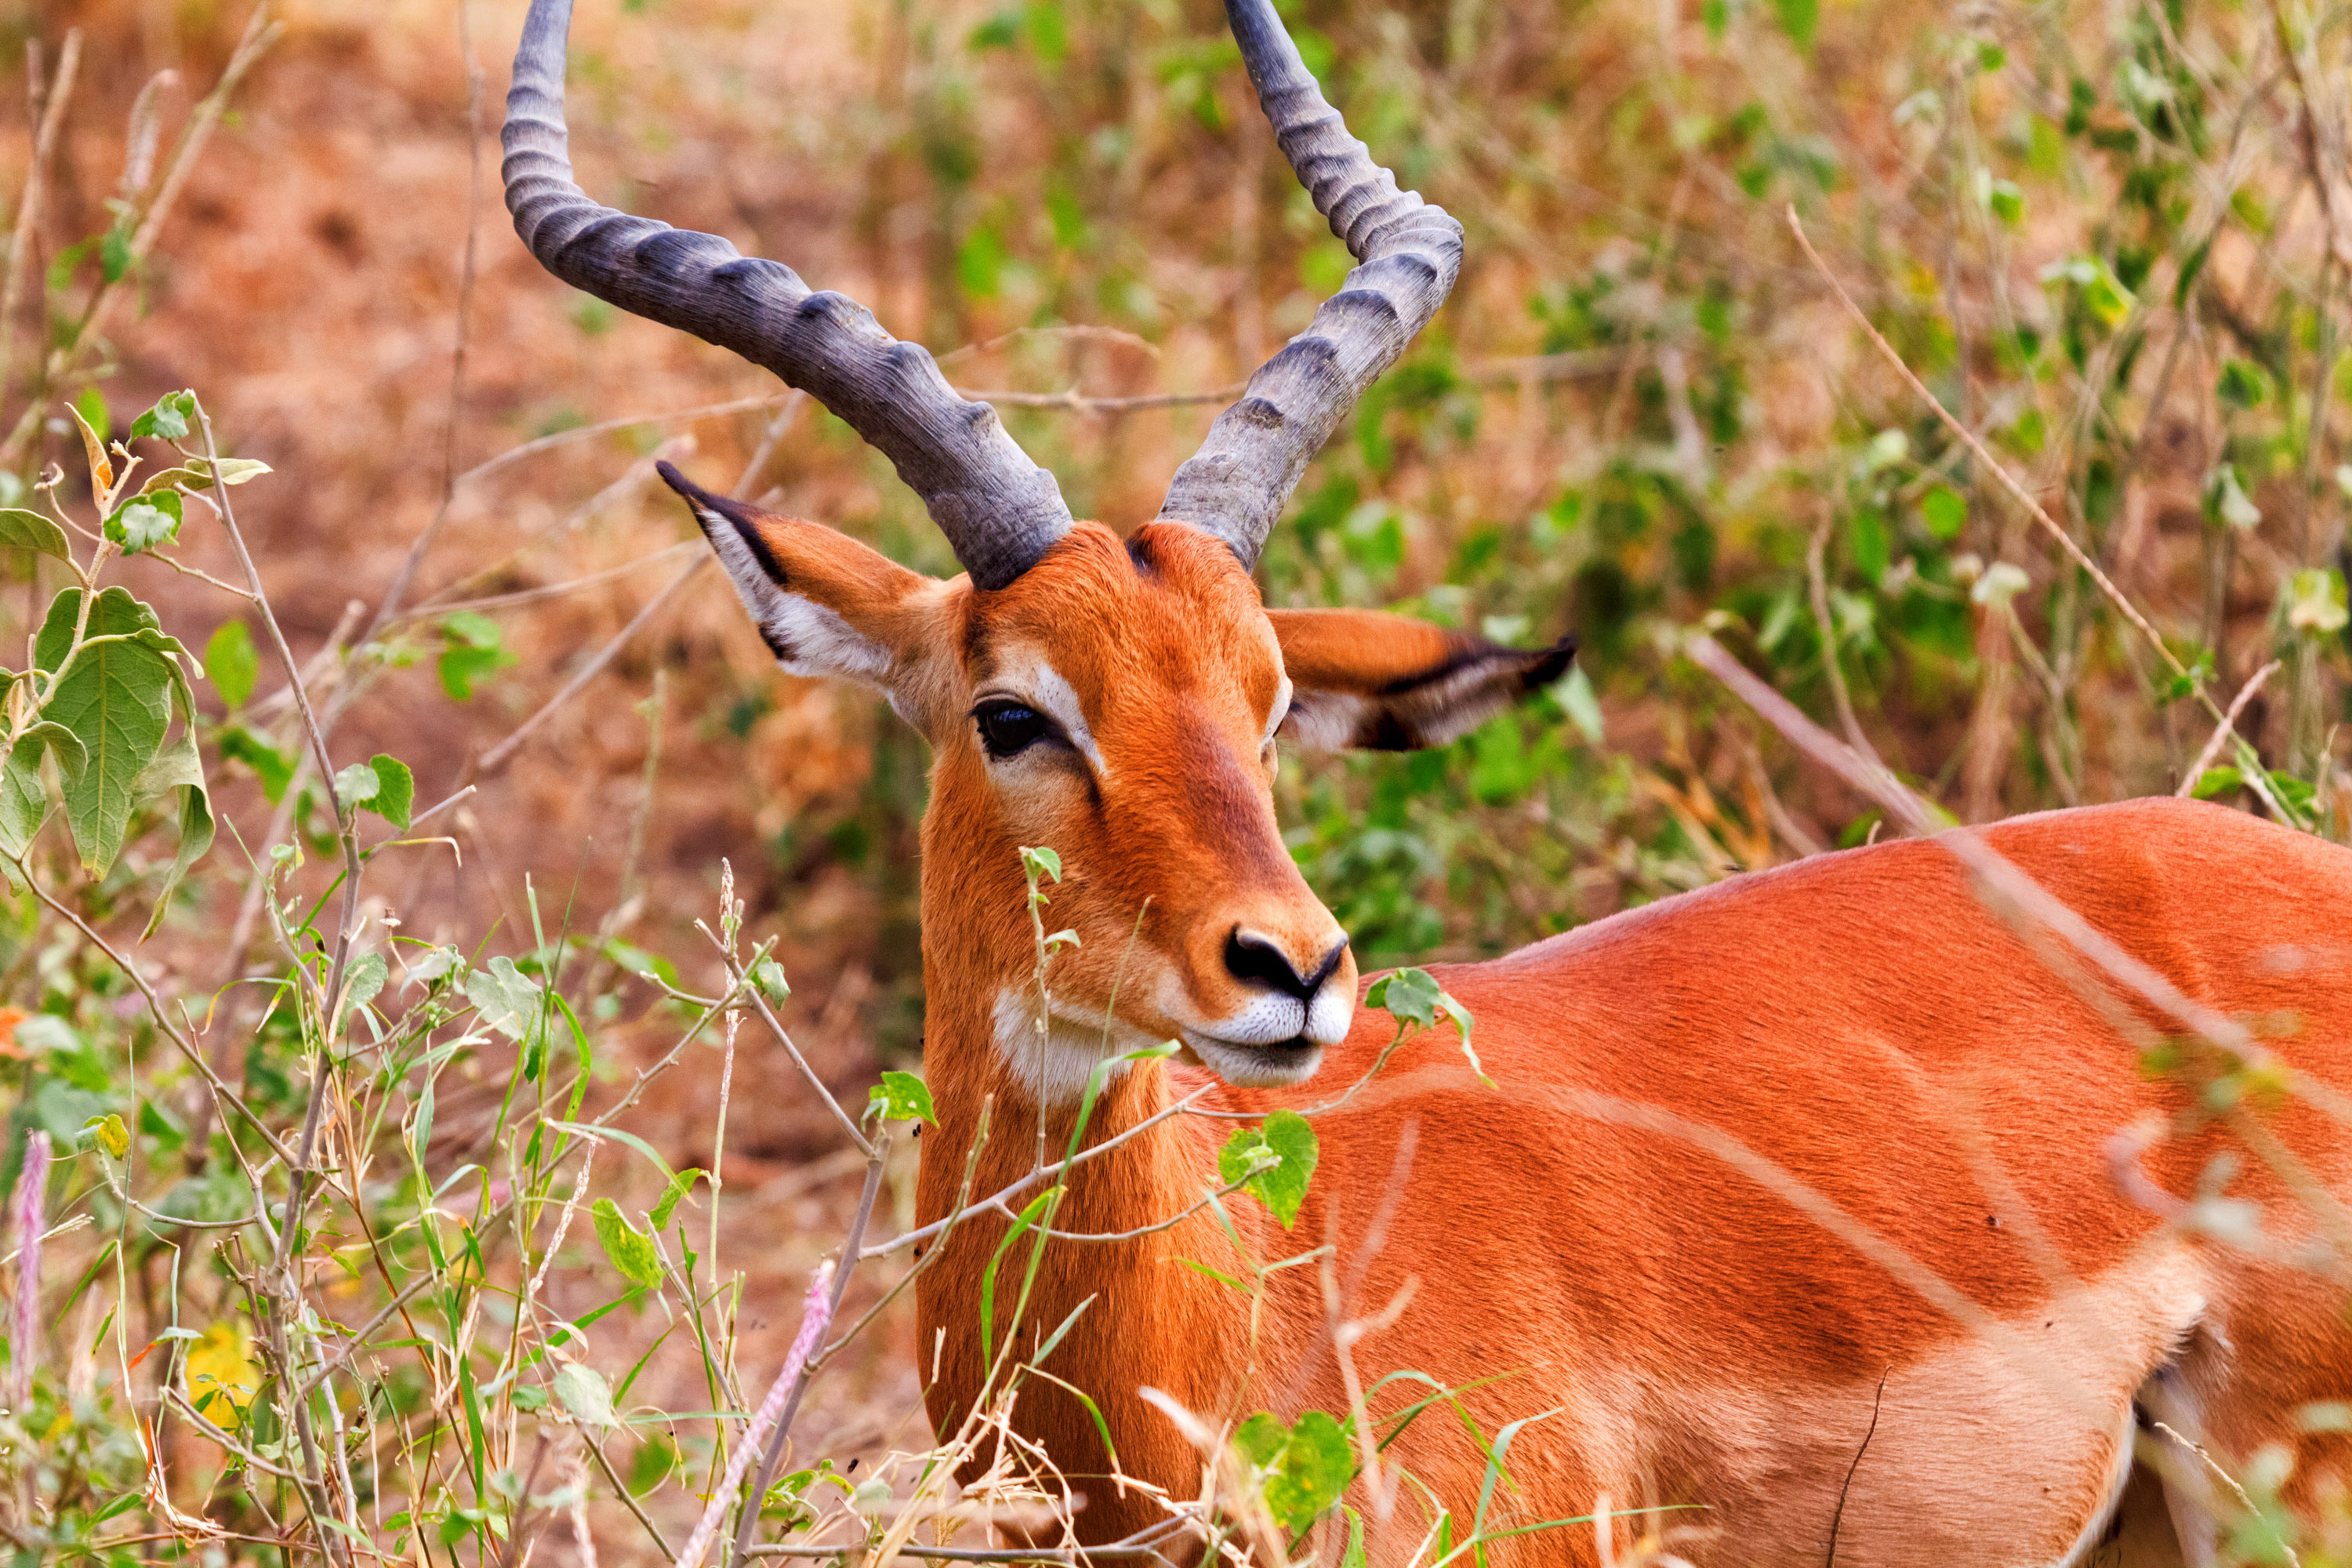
975 701 1051 758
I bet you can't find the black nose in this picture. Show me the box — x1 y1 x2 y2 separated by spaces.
1225 929 1348 1002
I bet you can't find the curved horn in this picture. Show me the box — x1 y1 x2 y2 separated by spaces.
502 0 1072 590
1159 0 1465 571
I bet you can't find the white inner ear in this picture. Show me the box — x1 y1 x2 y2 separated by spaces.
1263 673 1294 747
1279 689 1367 752
699 506 894 688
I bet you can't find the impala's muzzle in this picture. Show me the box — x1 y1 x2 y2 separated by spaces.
1178 924 1356 1087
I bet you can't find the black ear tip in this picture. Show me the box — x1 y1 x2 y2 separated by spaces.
655 459 711 504
1526 634 1578 688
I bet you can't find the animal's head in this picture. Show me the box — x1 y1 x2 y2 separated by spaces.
502 0 1572 1096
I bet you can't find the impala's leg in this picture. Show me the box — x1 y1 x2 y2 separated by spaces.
2092 1459 2194 1568
2133 1368 2216 1568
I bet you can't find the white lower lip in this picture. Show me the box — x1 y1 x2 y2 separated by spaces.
1184 1031 1325 1088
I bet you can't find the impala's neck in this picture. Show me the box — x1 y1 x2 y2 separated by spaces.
912 928 1286 1536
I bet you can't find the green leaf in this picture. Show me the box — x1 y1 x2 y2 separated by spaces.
35 587 175 876
0 723 82 861
82 1112 129 1158
591 1198 664 1287
1773 0 1817 50
204 621 259 710
1438 991 1488 1087
1555 665 1604 747
1233 1410 1352 1534
1019 844 1062 884
1845 507 1890 585
550 1361 619 1428
868 1069 937 1126
129 390 194 442
2217 358 2272 412
2286 569 2349 634
1367 967 1486 1085
1918 485 1967 541
202 456 270 486
2205 464 2262 532
131 725 214 939
438 641 515 702
1366 967 1442 1029
408 946 462 987
443 609 503 648
752 956 790 1007
465 956 543 1044
1218 1109 1318 1229
363 754 414 829
2040 254 2134 328
105 490 182 554
99 220 132 284
140 456 270 492
333 760 381 806
2192 765 2245 800
341 952 389 1017
649 1168 706 1229
218 726 294 803
0 508 72 561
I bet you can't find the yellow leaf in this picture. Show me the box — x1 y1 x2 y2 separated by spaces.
67 401 113 506
185 1319 261 1428
82 1112 129 1158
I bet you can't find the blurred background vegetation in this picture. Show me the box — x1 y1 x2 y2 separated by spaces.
0 0 2347 1555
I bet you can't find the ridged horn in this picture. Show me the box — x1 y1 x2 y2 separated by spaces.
501 0 1073 590
1159 0 1465 571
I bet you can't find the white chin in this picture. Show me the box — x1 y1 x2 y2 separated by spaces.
1183 1033 1326 1088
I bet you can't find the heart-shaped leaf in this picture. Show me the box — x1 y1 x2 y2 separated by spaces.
1218 1109 1318 1229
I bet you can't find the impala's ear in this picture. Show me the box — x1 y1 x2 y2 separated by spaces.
660 463 955 720
1268 607 1576 752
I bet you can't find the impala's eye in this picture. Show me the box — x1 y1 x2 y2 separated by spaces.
975 700 1052 759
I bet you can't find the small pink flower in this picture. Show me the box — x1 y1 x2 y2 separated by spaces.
673 1261 837 1568
5 1130 51 1413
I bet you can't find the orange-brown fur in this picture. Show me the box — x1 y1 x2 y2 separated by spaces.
709 500 2352 1565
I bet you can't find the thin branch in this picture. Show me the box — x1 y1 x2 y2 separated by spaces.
727 1137 889 1568
0 29 80 412
1785 209 2192 688
2176 660 2282 797
1784 205 2295 823
861 1086 1216 1261
1807 515 1884 768
365 0 489 637
1823 1367 1890 1566
0 6 278 467
455 394 789 491
390 540 702 623
470 554 707 779
198 401 366 1290
13 855 297 1167
1686 633 2295 1082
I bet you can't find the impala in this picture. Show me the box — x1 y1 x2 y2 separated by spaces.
503 2 2352 1561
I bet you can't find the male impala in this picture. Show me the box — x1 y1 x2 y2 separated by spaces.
504 2 2352 1561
